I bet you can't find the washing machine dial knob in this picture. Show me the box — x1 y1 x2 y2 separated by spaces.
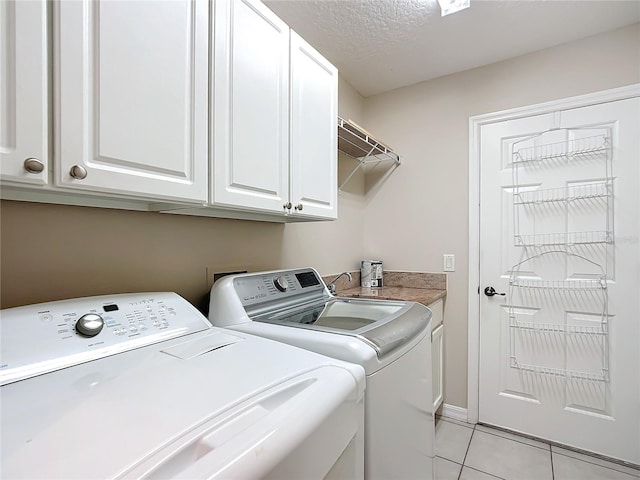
273 276 289 292
76 313 105 337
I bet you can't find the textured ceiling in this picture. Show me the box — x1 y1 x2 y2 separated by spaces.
264 0 640 97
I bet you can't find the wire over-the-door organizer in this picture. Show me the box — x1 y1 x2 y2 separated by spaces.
508 130 612 383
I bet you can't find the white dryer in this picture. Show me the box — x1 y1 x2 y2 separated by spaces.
0 292 365 479
209 268 435 480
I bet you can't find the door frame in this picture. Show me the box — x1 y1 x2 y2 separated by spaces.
467 83 640 424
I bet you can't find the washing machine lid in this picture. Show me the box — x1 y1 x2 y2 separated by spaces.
1 294 364 479
254 297 430 358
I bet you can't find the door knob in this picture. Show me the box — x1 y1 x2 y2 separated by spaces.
484 286 505 297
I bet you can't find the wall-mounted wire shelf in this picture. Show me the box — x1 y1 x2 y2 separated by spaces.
509 318 608 336
337 117 398 161
337 116 401 190
512 134 610 164
509 277 607 291
510 360 608 383
514 231 613 247
513 181 611 205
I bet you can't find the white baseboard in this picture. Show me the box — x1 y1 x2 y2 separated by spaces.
441 404 470 423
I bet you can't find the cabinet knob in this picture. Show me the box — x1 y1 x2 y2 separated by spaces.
69 165 88 180
295 203 303 211
23 158 45 174
284 202 292 210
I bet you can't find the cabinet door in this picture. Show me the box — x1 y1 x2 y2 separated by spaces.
212 0 289 214
429 299 444 411
1 0 48 185
432 323 444 411
55 0 208 203
289 31 338 219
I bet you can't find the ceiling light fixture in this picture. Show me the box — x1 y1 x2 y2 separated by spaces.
437 0 470 16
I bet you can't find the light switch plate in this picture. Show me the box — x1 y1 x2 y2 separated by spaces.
443 254 455 272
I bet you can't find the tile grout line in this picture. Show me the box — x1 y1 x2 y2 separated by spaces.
462 465 507 480
439 415 475 430
551 449 640 478
480 423 638 477
476 426 550 451
460 425 509 480
440 417 639 479
457 423 476 480
476 421 639 474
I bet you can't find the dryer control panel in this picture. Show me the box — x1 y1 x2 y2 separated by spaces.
0 292 211 386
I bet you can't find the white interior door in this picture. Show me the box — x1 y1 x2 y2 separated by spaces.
478 96 639 464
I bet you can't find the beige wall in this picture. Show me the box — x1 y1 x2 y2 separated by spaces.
0 78 366 310
361 23 640 409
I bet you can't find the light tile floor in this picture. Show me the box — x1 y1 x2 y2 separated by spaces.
435 416 640 480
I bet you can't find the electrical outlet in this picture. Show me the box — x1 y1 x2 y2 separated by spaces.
443 254 455 272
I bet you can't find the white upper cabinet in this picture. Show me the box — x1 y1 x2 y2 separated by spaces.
213 0 337 220
55 0 208 203
212 0 290 214
2 0 336 221
0 0 48 186
289 32 338 220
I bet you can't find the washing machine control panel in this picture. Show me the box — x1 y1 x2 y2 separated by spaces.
233 268 327 308
0 292 211 386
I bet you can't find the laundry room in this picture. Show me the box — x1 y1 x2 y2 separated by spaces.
1 1 639 479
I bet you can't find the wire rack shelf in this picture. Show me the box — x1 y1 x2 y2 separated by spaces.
510 360 608 383
509 318 608 336
509 277 607 291
337 116 401 190
512 134 610 164
513 181 611 205
514 231 613 247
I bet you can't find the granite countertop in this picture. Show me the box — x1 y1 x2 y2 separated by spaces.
324 271 447 307
338 286 446 306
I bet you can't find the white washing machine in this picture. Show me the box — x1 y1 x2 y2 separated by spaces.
0 292 365 479
209 268 435 480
